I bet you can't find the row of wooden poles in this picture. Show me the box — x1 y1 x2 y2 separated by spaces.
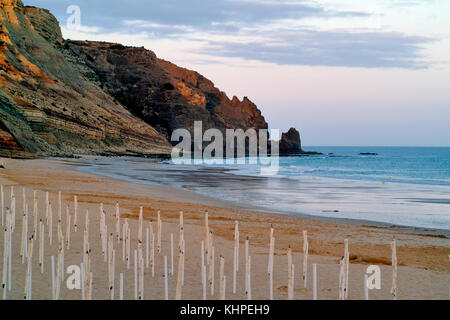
0 184 398 300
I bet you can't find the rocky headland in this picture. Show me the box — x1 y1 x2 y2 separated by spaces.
0 0 305 158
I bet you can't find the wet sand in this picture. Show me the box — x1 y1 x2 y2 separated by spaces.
0 157 448 300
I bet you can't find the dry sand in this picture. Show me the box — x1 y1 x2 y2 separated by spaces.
0 157 448 300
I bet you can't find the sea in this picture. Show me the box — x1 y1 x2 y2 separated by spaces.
75 147 450 231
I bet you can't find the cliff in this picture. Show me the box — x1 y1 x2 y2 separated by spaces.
67 41 268 142
0 0 171 158
0 0 305 158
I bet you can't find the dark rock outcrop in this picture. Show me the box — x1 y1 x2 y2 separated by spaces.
279 128 303 155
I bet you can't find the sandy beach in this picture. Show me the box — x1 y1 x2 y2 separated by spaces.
0 157 448 300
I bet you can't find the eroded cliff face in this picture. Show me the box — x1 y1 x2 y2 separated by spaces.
0 0 303 159
67 41 269 142
0 0 172 158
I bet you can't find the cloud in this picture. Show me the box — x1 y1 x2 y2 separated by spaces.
193 30 433 69
25 0 434 69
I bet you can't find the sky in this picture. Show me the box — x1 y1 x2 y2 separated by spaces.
25 0 450 146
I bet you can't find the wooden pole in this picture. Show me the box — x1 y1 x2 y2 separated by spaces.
313 263 317 300
11 187 15 231
58 191 62 223
120 273 124 300
179 211 184 281
115 202 120 243
247 256 252 300
57 222 65 294
114 250 117 300
157 211 162 254
208 232 214 296
205 211 209 264
134 249 138 300
39 220 44 274
127 225 131 269
303 230 309 288
20 203 28 264
291 264 295 300
268 225 274 274
33 190 38 241
138 249 144 300
175 239 184 300
164 256 168 300
83 263 90 301
108 233 114 299
138 206 143 247
219 255 225 300
181 238 185 286
83 211 90 292
245 237 249 295
74 195 78 233
1 184 4 227
287 246 293 300
201 240 206 300
201 240 205 276
211 246 215 296
85 210 89 238
81 262 85 300
24 236 34 300
344 239 349 299
122 221 126 262
100 204 103 255
22 187 26 221
49 203 53 245
51 255 55 300
269 235 275 300
338 257 345 300
82 234 87 297
233 221 239 294
170 233 174 276
2 211 10 299
7 208 12 292
202 265 207 300
364 274 369 300
84 241 91 300
65 205 71 249
55 254 61 300
82 265 87 301
391 238 398 300
57 214 63 269
100 204 107 262
89 271 93 300
150 222 155 277
146 227 150 269
45 191 49 226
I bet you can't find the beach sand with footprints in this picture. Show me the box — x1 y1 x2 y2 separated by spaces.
0 158 448 300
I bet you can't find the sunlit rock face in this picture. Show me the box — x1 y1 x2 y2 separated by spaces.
0 0 305 158
68 40 269 143
0 0 172 158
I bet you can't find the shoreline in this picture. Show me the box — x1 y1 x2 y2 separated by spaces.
0 157 449 300
66 155 450 237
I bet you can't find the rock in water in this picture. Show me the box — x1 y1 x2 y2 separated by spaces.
279 128 303 155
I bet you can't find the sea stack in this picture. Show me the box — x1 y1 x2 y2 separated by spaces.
279 128 303 155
